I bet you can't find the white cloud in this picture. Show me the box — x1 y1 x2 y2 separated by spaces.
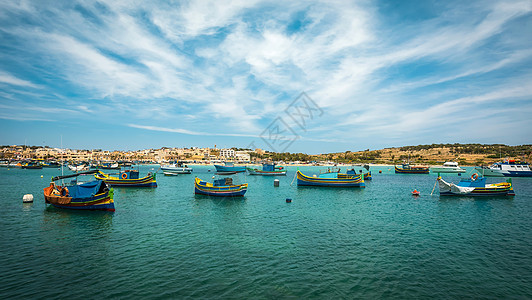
0 71 40 88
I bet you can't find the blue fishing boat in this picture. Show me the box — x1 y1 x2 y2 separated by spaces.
214 162 246 173
194 177 247 197
437 173 515 196
247 163 287 176
43 170 115 211
95 169 157 187
296 170 365 187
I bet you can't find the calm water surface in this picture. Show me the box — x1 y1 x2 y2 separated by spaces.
1 165 531 299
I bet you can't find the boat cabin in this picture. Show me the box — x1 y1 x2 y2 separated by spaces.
443 162 459 167
214 177 233 186
120 169 140 179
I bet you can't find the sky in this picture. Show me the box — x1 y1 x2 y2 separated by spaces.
0 0 531 154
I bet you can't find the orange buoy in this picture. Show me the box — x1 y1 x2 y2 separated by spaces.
412 189 420 196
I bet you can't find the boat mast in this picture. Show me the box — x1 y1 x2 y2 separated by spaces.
61 135 64 185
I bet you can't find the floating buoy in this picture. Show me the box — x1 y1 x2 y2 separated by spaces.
23 194 34 203
274 179 279 187
41 175 43 178
412 189 420 196
286 198 292 203
379 170 382 173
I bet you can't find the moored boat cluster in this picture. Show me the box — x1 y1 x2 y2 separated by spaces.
6 158 528 212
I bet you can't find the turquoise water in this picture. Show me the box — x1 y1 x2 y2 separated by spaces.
1 165 531 299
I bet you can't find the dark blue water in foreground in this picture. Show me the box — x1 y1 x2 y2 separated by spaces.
1 165 531 299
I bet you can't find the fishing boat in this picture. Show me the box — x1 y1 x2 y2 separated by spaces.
296 170 365 187
98 162 120 169
95 169 157 187
0 160 9 167
43 170 115 211
346 168 372 180
247 163 287 176
475 160 532 177
430 162 466 173
395 163 429 174
437 173 515 196
194 177 247 197
21 161 43 169
161 161 192 174
68 163 89 172
42 161 61 168
214 162 246 173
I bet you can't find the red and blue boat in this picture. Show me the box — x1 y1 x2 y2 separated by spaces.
194 177 247 197
43 171 115 211
247 163 287 176
296 170 365 187
95 169 157 187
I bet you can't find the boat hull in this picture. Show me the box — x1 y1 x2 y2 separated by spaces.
214 165 246 173
430 167 466 173
297 171 365 187
395 166 429 174
161 167 192 174
502 171 532 177
474 167 504 177
438 178 515 197
194 178 247 197
44 181 115 211
95 172 157 187
247 167 287 176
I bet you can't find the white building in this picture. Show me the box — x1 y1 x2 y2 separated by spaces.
220 148 235 158
235 151 251 162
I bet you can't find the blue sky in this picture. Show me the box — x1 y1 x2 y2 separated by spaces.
0 0 531 154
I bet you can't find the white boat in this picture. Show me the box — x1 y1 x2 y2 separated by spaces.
474 165 504 177
476 160 532 177
68 164 89 172
430 162 466 173
161 162 192 174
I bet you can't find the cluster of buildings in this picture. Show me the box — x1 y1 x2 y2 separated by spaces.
0 145 257 163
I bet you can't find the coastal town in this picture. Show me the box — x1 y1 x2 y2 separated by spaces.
1 143 530 166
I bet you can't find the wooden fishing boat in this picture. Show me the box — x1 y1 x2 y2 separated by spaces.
437 173 515 196
214 162 246 173
97 162 120 169
296 170 365 187
21 161 43 169
68 163 89 172
194 177 247 197
43 170 115 211
95 170 157 187
395 163 429 174
247 163 286 176
346 169 372 180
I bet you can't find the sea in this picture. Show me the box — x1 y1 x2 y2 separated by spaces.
1 165 531 299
